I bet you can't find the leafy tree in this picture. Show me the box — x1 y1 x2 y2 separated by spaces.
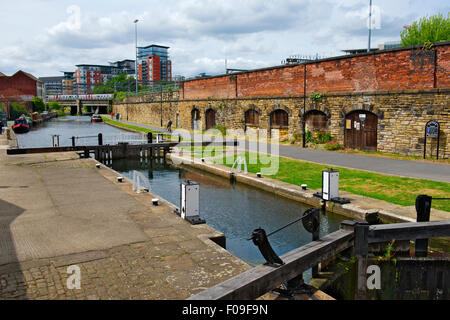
47 101 63 110
32 97 46 112
9 102 28 120
93 73 136 93
401 13 450 47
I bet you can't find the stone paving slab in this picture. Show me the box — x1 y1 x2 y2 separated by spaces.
0 134 251 299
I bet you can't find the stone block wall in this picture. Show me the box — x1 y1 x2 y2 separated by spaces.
113 89 449 159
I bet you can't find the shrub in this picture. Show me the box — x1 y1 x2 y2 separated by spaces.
312 130 333 144
305 130 313 143
47 101 63 110
324 139 343 151
32 97 46 112
212 125 227 136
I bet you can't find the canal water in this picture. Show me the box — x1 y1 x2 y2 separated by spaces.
110 158 344 269
16 116 347 278
15 116 145 148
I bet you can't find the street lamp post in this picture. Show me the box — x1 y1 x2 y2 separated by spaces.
368 0 372 53
134 19 139 93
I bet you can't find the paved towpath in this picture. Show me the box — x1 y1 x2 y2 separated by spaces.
0 132 250 299
108 119 450 183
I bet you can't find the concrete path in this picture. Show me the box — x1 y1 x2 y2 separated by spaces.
111 119 449 183
0 133 250 299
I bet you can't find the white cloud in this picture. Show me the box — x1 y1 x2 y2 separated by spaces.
0 0 448 78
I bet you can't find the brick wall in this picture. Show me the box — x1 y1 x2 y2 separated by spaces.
183 42 449 99
0 71 37 97
113 42 450 159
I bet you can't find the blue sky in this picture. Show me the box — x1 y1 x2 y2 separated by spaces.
0 0 448 78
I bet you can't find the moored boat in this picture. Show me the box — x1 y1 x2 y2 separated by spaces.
12 116 30 134
91 114 103 122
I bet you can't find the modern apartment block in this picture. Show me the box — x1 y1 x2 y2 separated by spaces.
74 60 135 94
137 45 172 85
39 76 64 96
62 71 75 94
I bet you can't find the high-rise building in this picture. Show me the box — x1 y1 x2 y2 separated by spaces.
39 76 65 96
62 71 75 94
74 60 135 94
137 45 172 85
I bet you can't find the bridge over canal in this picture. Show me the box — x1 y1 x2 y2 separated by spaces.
45 97 112 115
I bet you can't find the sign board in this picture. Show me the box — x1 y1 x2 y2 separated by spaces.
346 119 352 129
425 120 439 138
423 120 440 159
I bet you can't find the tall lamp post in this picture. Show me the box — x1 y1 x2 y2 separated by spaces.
367 0 372 52
134 19 139 93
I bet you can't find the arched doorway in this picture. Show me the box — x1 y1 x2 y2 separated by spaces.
191 108 200 130
270 109 289 139
305 110 327 132
244 109 260 131
344 110 378 151
205 108 216 130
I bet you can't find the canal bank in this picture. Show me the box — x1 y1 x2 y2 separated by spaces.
101 118 449 223
0 132 253 299
167 152 450 224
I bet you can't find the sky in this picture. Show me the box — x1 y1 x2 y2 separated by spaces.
0 0 448 78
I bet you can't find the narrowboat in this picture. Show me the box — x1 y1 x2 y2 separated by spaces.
12 116 30 134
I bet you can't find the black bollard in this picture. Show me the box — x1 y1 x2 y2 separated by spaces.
415 195 432 257
98 133 103 146
71 136 76 147
147 132 153 144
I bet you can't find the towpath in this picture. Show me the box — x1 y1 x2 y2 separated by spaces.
0 132 250 300
111 119 449 183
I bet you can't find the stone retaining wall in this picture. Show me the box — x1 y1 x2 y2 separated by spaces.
113 88 449 159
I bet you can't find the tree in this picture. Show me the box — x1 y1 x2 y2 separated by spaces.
92 73 136 93
32 97 46 112
47 101 63 110
401 13 450 47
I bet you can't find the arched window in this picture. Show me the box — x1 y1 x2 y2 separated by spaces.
270 109 289 128
305 110 328 132
191 108 200 130
245 109 260 126
205 109 216 130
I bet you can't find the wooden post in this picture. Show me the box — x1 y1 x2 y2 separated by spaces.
354 222 369 300
415 195 432 257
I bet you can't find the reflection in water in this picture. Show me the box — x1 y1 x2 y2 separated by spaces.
110 158 346 278
17 116 348 280
16 116 145 148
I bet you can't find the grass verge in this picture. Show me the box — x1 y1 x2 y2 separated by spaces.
101 116 176 140
212 152 450 212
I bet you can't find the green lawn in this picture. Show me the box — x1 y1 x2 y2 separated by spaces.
213 152 450 212
101 116 176 140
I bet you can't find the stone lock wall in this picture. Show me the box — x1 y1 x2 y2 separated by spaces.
113 89 449 159
113 42 450 159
